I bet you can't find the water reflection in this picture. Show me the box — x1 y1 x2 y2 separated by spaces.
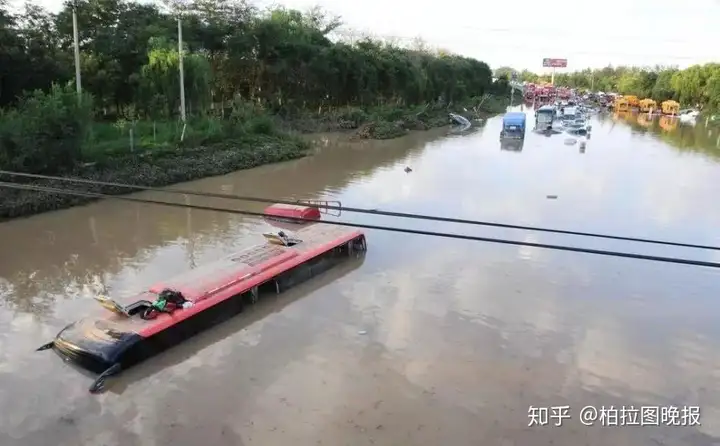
500 138 525 152
659 115 679 133
2 116 720 445
0 128 449 316
615 111 720 160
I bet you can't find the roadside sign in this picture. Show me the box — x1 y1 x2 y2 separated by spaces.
543 58 568 68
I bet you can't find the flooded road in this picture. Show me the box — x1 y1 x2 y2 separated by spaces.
2 111 720 446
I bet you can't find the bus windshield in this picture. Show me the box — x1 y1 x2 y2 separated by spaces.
537 113 553 124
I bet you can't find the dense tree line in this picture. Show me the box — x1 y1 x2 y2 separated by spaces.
0 0 495 118
510 64 720 110
0 0 503 179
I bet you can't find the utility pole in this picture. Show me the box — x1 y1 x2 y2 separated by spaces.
178 17 186 123
72 1 82 101
177 15 187 140
510 72 516 108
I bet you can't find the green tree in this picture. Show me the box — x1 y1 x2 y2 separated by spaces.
1 0 498 122
519 63 720 110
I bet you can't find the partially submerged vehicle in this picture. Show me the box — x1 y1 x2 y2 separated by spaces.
614 97 630 112
565 113 591 131
37 203 368 393
559 106 580 121
500 112 526 139
639 98 657 113
624 95 640 109
449 113 471 127
535 105 555 130
661 100 680 116
678 109 700 125
524 83 536 101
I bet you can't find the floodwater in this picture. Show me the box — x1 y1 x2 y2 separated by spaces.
2 110 720 446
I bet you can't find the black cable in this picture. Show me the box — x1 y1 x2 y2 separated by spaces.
2 180 720 270
1 170 718 252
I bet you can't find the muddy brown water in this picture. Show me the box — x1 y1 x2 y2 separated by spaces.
2 112 720 446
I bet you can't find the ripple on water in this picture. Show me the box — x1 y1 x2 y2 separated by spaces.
1 118 720 444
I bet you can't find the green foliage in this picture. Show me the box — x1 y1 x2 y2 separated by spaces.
244 115 275 135
0 133 310 220
0 0 494 122
0 84 93 173
528 64 720 111
139 37 212 118
0 0 501 193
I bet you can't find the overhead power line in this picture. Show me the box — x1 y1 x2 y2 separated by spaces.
2 170 719 252
1 181 720 270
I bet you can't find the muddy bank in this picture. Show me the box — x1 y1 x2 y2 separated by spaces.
0 95 507 221
0 135 309 221
280 94 510 138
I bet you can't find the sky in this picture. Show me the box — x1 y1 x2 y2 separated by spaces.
11 0 720 72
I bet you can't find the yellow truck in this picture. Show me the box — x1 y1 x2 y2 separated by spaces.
639 98 657 113
614 97 630 112
661 100 680 115
624 95 640 108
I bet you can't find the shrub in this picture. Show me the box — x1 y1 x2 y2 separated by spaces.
0 84 92 174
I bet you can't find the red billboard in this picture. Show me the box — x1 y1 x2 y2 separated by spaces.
543 58 567 68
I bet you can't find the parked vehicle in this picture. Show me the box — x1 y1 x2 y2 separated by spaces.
678 109 699 125
639 98 657 113
449 113 471 127
615 97 630 112
661 100 679 115
535 105 555 130
624 95 640 109
500 112 527 139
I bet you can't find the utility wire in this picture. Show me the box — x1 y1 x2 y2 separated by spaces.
2 181 720 270
1 170 719 252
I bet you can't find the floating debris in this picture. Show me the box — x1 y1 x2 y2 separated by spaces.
448 113 471 127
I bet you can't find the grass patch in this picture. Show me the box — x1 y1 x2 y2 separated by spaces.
0 133 310 220
0 85 512 220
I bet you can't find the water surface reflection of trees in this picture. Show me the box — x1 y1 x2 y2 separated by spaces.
613 112 720 160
